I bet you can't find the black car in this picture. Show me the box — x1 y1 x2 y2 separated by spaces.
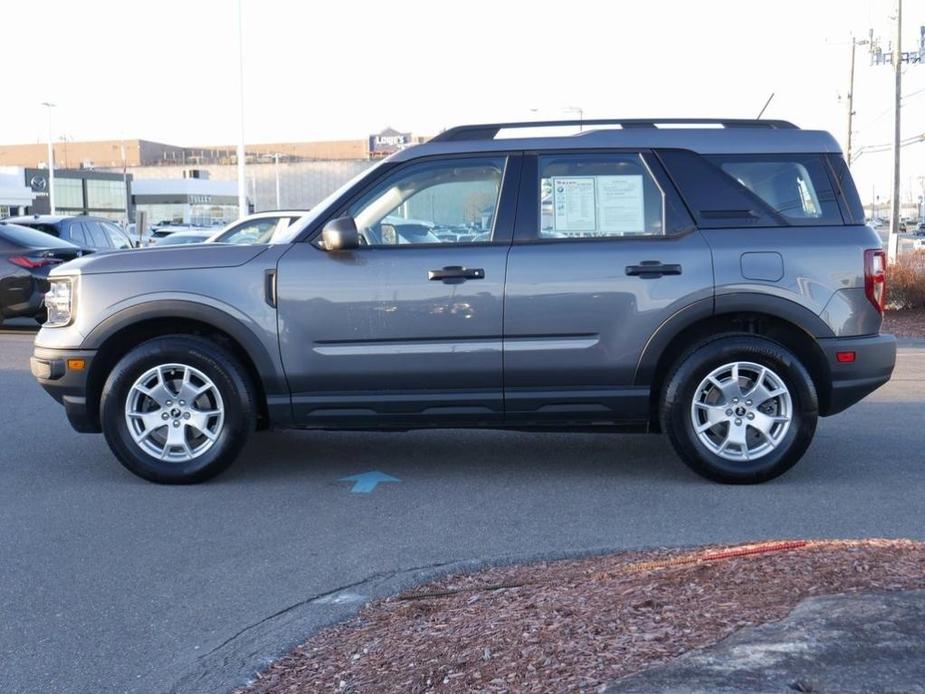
0 223 82 325
4 215 135 253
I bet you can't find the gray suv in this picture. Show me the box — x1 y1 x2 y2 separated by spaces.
30 119 896 484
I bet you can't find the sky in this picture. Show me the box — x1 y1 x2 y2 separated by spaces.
3 0 925 204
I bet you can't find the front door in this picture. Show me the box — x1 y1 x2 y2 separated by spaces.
277 154 521 427
503 151 713 424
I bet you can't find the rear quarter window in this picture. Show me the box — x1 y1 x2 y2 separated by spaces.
0 223 67 249
657 150 846 228
707 154 842 226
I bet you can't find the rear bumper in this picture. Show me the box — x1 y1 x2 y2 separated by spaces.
0 274 47 319
30 346 100 433
817 333 896 416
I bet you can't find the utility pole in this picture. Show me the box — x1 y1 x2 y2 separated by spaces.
888 0 902 263
41 102 56 214
866 2 923 262
236 0 247 219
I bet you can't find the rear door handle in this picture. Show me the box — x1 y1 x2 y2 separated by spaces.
427 266 485 282
625 261 682 278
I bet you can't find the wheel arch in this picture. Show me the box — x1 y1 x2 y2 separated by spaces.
83 301 285 431
637 296 834 428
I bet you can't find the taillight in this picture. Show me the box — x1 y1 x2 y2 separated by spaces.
864 248 887 315
8 256 55 269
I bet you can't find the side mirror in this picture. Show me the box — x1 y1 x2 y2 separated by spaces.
321 216 360 251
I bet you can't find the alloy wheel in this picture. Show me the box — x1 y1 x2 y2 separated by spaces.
690 361 792 462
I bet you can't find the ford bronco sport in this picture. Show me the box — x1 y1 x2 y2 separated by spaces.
31 119 896 484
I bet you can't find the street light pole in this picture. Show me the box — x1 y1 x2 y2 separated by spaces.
274 152 281 209
120 141 129 226
846 37 860 166
41 102 56 214
887 0 903 262
236 0 247 219
565 106 584 131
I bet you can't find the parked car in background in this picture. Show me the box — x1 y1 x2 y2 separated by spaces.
208 210 309 245
148 224 213 245
5 215 135 253
0 223 82 325
153 230 213 246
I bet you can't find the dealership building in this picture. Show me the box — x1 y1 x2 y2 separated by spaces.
0 167 35 217
0 167 133 222
0 128 424 222
132 173 245 227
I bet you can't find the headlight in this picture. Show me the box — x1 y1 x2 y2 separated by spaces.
45 278 74 327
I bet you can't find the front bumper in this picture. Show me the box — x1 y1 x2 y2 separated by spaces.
817 333 896 416
30 346 100 433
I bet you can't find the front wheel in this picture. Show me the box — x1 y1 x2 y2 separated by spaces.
661 336 818 484
100 335 256 483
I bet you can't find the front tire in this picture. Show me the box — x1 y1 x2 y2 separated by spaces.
661 335 818 484
100 335 256 483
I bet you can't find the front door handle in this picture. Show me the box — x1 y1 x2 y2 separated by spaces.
625 261 682 278
428 266 485 282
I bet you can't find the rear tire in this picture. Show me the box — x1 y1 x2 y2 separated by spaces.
100 335 256 483
661 335 818 484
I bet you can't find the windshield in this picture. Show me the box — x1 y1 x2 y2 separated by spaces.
269 160 389 244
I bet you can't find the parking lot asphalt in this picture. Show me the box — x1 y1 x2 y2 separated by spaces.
1 324 923 693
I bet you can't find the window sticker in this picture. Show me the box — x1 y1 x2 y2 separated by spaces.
551 175 645 234
552 177 596 231
596 175 644 233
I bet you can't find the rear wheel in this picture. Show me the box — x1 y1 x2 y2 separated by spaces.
100 335 256 483
661 335 818 484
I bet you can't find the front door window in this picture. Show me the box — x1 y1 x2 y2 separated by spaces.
347 157 506 246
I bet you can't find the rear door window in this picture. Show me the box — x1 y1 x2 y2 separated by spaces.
101 222 133 249
83 222 113 249
68 224 89 247
705 154 842 226
537 153 665 239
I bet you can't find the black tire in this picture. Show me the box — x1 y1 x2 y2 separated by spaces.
100 335 256 484
661 335 818 484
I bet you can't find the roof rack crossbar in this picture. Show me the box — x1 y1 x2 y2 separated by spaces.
431 118 798 142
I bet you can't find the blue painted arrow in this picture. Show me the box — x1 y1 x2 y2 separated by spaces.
339 471 401 494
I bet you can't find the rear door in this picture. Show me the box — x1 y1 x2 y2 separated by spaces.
276 154 521 427
503 151 713 424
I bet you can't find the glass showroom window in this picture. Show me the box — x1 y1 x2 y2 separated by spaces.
538 153 665 239
87 179 126 210
54 178 84 210
138 204 185 225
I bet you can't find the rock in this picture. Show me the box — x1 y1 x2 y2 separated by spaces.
606 591 925 693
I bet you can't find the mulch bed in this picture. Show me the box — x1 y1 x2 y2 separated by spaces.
243 539 925 693
883 309 925 338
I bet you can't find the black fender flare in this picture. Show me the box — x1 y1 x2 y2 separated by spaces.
634 293 834 386
82 299 287 395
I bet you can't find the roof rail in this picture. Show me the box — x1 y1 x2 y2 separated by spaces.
431 118 799 142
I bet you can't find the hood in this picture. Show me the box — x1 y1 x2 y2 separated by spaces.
49 243 270 277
